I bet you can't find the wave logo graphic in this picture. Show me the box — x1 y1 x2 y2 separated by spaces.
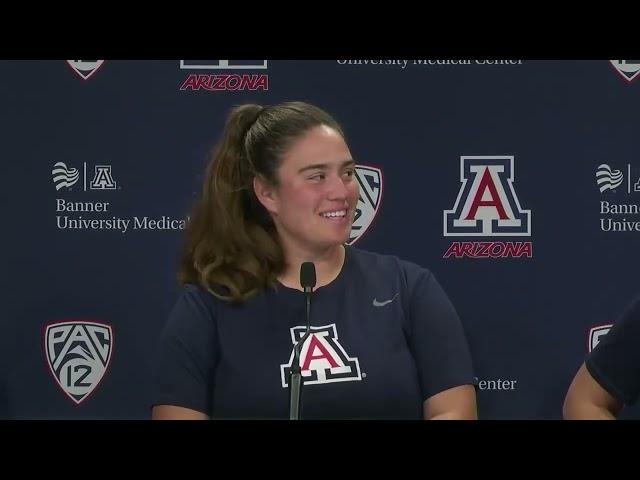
52 162 80 190
596 164 624 193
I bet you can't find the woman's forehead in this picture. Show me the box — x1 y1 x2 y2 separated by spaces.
280 126 351 169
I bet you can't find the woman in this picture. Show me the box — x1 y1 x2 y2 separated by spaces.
151 101 477 419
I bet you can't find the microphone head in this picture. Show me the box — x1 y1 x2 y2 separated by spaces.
300 262 316 290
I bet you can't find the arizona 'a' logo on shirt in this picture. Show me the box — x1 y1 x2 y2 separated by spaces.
280 324 362 388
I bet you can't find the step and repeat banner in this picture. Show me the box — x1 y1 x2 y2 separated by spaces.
1 60 639 419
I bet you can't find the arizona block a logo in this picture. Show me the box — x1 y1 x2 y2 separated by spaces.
280 324 361 388
443 156 532 258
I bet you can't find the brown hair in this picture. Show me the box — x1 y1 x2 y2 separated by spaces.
179 101 344 303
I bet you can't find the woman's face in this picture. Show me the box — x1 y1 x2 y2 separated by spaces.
255 125 359 255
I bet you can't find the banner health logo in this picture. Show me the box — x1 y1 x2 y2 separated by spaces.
596 163 640 232
596 164 624 193
610 60 640 83
66 60 105 81
179 60 268 91
443 156 532 258
280 324 361 388
44 321 113 404
52 162 80 190
588 324 612 352
347 165 383 245
52 162 117 192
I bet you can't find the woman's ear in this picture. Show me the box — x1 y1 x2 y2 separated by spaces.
253 176 278 215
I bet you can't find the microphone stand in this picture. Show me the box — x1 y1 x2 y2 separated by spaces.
289 288 311 420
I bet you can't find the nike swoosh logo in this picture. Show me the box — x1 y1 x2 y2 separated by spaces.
373 293 399 307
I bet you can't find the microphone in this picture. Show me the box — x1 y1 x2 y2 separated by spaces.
300 261 316 293
289 262 316 420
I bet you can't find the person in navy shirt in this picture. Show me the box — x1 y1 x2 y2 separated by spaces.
151 101 477 419
564 296 640 419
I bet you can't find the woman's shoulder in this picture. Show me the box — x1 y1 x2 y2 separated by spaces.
174 283 228 315
349 247 432 285
178 282 268 312
347 245 433 279
181 282 216 299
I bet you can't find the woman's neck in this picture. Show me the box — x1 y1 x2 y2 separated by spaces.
278 244 345 291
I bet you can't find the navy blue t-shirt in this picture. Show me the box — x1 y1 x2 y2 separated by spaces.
586 296 640 406
152 246 475 419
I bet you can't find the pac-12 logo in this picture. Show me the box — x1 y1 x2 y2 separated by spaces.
609 60 640 83
588 324 612 352
347 165 383 245
280 324 361 388
44 321 113 404
443 156 532 258
66 60 105 81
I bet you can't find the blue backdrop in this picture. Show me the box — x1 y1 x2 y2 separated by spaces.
2 59 639 419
